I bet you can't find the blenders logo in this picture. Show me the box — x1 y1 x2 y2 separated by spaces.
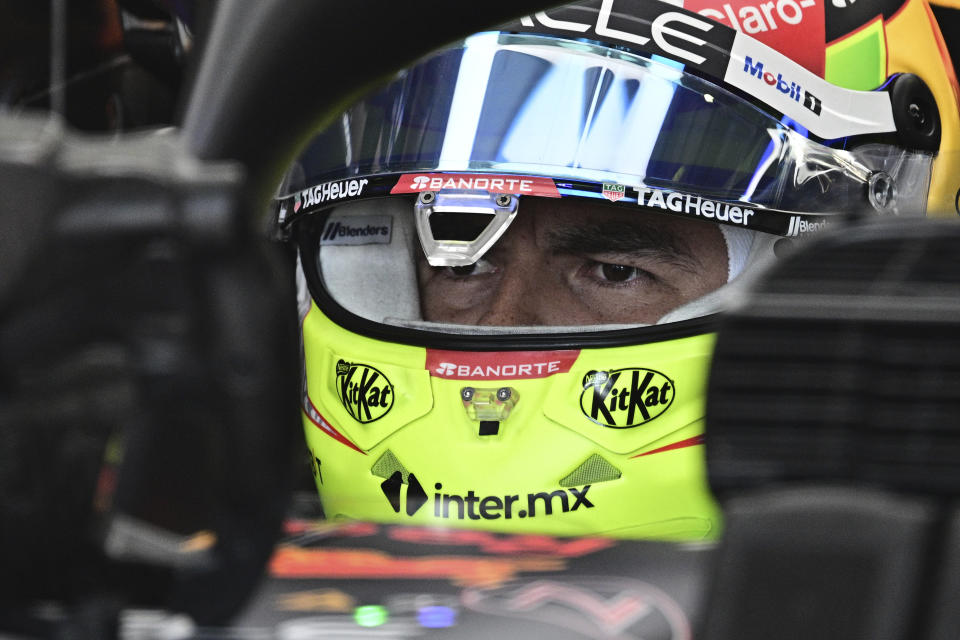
742 55 822 115
580 368 674 428
319 215 392 246
636 187 756 226
602 183 626 202
786 216 831 237
381 472 594 521
294 178 369 213
335 359 394 423
391 173 560 198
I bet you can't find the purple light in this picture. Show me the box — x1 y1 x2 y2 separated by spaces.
417 605 457 629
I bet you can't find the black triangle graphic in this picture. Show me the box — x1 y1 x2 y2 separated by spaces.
380 471 403 513
406 473 428 516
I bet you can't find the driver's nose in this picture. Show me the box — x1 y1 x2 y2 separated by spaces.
475 265 547 326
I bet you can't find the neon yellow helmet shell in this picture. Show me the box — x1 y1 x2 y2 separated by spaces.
301 304 721 540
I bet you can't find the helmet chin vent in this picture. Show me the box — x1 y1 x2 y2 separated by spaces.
371 450 410 483
561 454 622 487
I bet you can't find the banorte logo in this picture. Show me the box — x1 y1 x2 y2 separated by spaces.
391 173 561 198
335 359 394 424
580 368 675 428
435 362 458 376
426 349 580 380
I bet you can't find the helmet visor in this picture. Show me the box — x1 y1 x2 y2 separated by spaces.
285 32 932 216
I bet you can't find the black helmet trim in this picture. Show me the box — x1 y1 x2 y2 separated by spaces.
279 171 876 238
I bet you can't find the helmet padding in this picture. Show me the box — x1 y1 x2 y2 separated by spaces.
319 199 422 322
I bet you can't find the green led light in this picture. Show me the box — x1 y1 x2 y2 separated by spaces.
354 605 389 627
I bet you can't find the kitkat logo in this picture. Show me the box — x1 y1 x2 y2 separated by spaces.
580 367 675 429
392 173 560 198
335 359 394 424
427 350 580 380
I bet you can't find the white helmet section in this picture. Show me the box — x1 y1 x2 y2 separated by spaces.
318 199 421 324
657 227 777 325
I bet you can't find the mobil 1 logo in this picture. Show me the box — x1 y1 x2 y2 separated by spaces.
335 359 394 423
580 368 674 428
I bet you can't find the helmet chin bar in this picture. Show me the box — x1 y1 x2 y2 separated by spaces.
415 190 519 266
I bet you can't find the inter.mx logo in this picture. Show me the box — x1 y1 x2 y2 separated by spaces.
381 472 594 520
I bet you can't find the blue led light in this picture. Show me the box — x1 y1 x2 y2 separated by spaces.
417 605 457 629
651 54 684 71
557 187 637 204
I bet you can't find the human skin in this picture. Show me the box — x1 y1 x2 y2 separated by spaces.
417 197 728 326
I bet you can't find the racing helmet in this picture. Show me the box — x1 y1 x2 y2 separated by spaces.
278 0 959 540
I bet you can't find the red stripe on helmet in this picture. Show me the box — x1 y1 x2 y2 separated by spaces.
631 435 705 458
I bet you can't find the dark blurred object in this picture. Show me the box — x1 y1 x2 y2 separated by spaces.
0 0 125 129
930 1 960 75
701 218 960 640
706 218 960 494
0 0 207 131
114 0 218 126
0 114 302 630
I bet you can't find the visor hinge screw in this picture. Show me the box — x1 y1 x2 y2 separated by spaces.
867 171 897 213
908 103 927 130
461 387 475 402
496 387 511 401
419 191 436 205
494 193 512 208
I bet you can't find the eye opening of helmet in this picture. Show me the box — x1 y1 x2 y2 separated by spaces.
428 211 495 242
292 199 728 350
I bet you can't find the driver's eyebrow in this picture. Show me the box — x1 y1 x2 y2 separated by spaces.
546 220 705 273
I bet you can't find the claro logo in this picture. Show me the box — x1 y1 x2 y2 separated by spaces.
381 472 594 520
335 359 394 423
580 368 674 428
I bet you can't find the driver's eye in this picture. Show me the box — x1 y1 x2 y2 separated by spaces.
600 263 637 282
451 265 477 276
442 258 495 278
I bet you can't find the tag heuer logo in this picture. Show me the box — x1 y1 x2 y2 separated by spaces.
602 183 625 202
335 359 394 423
